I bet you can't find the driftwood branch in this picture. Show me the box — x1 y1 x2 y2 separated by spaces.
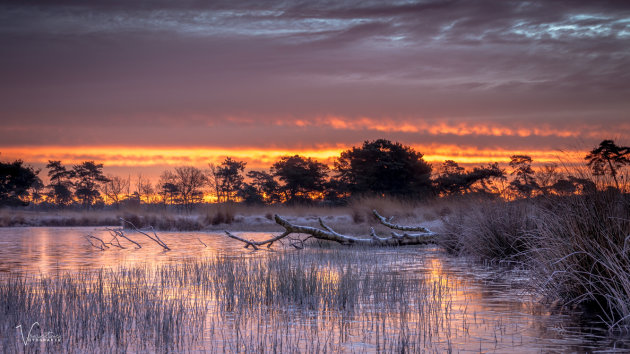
225 212 436 250
120 218 170 250
372 210 433 233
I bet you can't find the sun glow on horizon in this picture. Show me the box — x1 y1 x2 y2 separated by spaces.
1 144 585 171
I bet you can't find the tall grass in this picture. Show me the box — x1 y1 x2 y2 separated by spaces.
440 199 534 262
442 191 630 329
1 250 456 352
0 266 207 352
529 191 630 329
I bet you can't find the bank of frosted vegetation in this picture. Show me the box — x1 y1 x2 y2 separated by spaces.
442 190 630 330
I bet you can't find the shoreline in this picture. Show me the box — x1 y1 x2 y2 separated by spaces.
0 204 446 234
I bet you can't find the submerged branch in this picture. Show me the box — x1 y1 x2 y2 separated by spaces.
106 232 125 249
85 234 109 251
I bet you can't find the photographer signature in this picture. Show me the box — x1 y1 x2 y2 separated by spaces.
15 322 61 345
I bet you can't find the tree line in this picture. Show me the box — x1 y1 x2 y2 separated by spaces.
1 139 629 208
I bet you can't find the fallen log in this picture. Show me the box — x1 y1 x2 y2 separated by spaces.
225 210 437 249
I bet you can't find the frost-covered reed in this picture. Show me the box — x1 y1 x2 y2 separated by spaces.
442 191 630 330
1 250 457 352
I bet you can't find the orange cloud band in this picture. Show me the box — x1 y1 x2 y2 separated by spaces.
275 116 627 138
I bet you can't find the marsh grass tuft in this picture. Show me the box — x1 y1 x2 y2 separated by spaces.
440 199 534 261
0 267 207 352
529 192 630 329
442 191 630 330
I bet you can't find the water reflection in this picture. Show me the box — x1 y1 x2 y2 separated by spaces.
0 227 261 275
0 227 629 352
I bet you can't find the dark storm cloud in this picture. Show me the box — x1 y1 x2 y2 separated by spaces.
1 0 629 151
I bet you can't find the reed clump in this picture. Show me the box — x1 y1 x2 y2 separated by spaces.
0 267 207 353
529 191 630 329
440 199 534 262
442 191 630 329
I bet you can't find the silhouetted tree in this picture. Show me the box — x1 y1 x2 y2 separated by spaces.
0 160 41 206
30 178 45 204
237 184 265 205
215 157 246 203
435 161 505 196
241 170 281 204
272 155 329 203
103 175 129 207
173 166 207 210
440 160 464 176
551 176 597 196
208 164 220 203
470 163 507 195
585 139 630 190
322 177 349 205
535 164 561 196
45 160 74 206
158 171 179 206
335 139 432 198
434 160 466 195
135 174 154 204
509 155 538 198
73 161 110 208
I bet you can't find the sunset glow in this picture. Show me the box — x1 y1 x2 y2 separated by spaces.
7 144 578 167
0 143 584 184
1 0 629 180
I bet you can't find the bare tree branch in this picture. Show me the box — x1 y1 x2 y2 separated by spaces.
106 227 142 249
120 218 170 250
106 231 125 249
85 234 109 251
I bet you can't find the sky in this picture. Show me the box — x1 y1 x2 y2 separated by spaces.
1 0 629 180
